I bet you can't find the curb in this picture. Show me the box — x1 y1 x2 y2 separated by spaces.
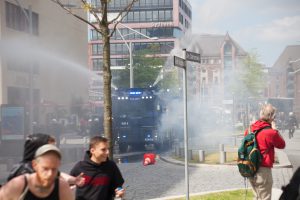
274 149 293 168
148 188 282 200
159 148 293 169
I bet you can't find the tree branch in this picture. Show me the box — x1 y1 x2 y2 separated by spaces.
50 0 104 35
108 0 138 38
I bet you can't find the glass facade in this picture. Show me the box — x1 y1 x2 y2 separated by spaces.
91 27 175 41
92 41 174 56
89 0 191 74
117 9 173 23
178 0 192 18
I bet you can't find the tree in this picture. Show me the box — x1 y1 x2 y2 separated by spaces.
233 51 266 100
51 0 137 158
158 68 181 92
113 44 164 88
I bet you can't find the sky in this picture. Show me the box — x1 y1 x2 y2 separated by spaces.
189 0 300 67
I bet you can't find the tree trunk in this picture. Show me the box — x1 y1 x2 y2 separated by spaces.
102 25 113 159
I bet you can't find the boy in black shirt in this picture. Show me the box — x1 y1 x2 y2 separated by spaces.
70 136 125 200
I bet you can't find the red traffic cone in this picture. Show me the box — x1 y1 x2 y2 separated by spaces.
143 153 156 166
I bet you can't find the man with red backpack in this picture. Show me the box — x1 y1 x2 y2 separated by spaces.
245 104 285 200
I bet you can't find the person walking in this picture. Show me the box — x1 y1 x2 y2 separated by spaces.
70 136 125 200
7 133 84 187
287 112 299 138
245 104 286 200
0 144 74 200
7 133 56 182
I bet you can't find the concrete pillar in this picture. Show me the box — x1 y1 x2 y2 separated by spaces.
219 143 224 151
61 136 66 145
199 150 205 162
175 146 180 157
220 151 226 164
188 150 193 160
179 148 184 158
234 136 237 146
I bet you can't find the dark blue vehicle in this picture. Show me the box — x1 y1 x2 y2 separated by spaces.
112 88 162 152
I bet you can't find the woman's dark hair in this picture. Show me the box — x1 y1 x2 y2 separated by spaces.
22 133 55 162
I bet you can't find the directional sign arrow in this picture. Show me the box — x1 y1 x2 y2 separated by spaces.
186 51 201 63
174 56 185 68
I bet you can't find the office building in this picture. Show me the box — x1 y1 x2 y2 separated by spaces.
0 0 88 133
88 0 192 103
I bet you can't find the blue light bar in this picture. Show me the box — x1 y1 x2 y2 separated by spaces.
129 91 142 95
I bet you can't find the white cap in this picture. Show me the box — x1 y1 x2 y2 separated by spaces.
35 144 61 159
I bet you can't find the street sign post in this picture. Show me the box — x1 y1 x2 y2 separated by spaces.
173 49 200 200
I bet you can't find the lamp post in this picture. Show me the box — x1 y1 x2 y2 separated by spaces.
116 23 158 88
15 0 34 135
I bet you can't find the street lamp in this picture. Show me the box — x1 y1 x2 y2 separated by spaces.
116 23 158 88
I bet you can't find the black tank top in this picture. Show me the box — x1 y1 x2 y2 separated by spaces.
23 176 59 200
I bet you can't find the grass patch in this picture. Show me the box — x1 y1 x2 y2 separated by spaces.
171 189 253 200
203 152 237 164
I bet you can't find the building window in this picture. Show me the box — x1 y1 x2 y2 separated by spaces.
92 44 103 55
224 43 232 55
179 13 184 24
5 1 39 35
121 9 173 23
153 10 159 21
92 59 103 71
90 30 101 40
214 77 218 84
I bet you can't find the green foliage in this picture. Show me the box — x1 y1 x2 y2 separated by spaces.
232 51 266 99
158 68 181 91
172 189 253 200
113 44 165 88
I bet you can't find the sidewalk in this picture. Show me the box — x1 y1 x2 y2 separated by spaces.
154 147 293 200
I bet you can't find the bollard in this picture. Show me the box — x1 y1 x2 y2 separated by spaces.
219 143 224 151
179 148 184 158
234 136 237 146
199 150 205 162
61 137 66 145
83 136 90 148
188 150 193 160
175 146 180 157
220 151 226 164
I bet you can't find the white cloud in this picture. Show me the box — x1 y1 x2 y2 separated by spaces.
190 0 244 33
190 0 300 34
189 0 300 66
258 16 300 41
236 15 300 43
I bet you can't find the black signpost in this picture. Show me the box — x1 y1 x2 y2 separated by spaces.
186 51 201 63
173 50 200 200
174 56 186 68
